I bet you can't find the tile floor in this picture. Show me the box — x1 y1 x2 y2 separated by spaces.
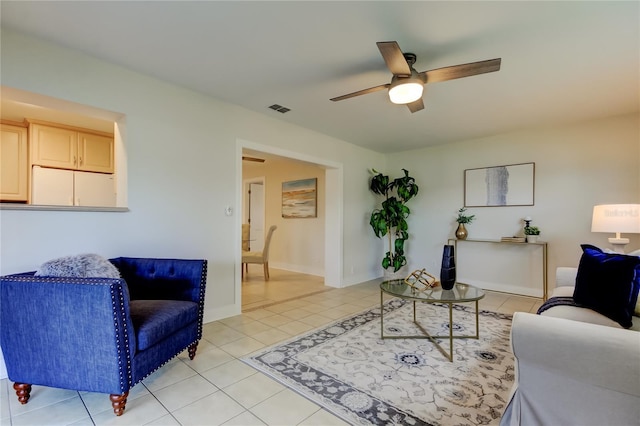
1 269 542 426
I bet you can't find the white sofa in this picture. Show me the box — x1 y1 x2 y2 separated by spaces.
500 267 640 426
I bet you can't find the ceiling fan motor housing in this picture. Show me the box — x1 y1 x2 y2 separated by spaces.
389 68 424 104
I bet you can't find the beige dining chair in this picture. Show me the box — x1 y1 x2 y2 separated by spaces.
242 225 277 280
241 224 250 252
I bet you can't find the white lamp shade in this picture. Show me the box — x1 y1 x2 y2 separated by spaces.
388 81 424 104
591 204 640 233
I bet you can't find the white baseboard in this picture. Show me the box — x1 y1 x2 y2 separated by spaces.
269 262 324 277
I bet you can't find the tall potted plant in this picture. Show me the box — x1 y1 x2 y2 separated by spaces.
369 169 419 274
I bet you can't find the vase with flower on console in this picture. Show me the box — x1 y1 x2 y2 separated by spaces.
455 223 468 240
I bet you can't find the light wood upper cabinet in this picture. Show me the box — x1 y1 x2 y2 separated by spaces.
1 124 29 202
30 124 77 170
30 122 114 173
78 132 114 173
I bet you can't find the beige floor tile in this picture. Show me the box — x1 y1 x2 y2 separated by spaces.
298 303 332 314
203 324 248 346
299 314 334 327
242 309 277 321
142 359 197 392
319 307 352 320
222 410 266 425
259 314 292 327
223 373 286 408
250 328 292 345
279 307 315 320
144 414 181 425
0 379 10 420
8 385 78 416
171 392 245 426
228 320 274 336
92 394 169 425
200 359 258 389
299 409 351 426
185 347 236 373
10 395 89 426
277 320 315 335
80 384 149 417
219 314 256 328
152 375 218 412
250 389 321 425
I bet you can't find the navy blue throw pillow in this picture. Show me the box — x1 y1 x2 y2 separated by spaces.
573 244 640 328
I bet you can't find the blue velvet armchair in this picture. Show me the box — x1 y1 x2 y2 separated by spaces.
0 257 207 416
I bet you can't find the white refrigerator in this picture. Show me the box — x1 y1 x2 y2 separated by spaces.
32 166 116 207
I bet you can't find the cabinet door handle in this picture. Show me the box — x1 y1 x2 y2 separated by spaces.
73 155 77 166
79 156 82 166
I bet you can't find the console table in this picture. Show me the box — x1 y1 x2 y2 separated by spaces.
447 238 548 300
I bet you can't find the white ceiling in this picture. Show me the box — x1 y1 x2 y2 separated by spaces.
1 1 638 153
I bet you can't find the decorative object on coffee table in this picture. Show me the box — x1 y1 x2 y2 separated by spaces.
455 207 474 240
440 244 456 289
404 268 437 292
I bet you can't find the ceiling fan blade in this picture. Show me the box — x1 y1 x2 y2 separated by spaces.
330 83 390 102
406 98 424 113
377 41 412 76
420 58 501 84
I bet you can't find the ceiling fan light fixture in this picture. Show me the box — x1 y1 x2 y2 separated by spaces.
388 76 424 104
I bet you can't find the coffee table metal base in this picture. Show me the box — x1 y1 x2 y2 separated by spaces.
380 293 480 362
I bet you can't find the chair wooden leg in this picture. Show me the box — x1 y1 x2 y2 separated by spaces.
264 262 270 280
13 382 31 404
241 263 244 279
188 342 198 360
110 392 129 416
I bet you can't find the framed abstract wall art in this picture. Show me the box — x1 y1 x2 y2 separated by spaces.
464 162 535 207
282 178 317 218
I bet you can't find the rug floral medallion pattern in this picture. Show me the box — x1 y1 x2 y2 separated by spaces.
244 299 515 426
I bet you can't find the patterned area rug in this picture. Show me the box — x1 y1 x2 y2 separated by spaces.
243 299 515 426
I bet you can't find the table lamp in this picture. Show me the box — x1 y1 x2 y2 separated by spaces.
591 204 640 253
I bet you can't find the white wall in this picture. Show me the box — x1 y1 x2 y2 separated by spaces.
243 158 326 276
389 113 640 285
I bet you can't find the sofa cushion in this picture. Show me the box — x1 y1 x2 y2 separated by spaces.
129 300 198 351
35 253 121 279
573 244 640 328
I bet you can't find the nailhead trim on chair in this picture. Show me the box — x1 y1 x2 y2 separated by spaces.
196 260 208 339
110 280 132 392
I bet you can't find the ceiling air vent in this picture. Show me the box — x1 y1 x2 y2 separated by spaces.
268 104 291 113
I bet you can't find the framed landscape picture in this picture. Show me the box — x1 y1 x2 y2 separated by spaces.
464 162 535 207
282 178 317 218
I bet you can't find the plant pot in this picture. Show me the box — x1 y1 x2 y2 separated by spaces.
526 235 539 243
383 265 409 282
455 223 468 240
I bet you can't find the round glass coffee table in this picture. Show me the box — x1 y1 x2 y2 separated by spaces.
380 280 485 362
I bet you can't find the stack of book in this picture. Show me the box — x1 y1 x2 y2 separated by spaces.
501 236 526 243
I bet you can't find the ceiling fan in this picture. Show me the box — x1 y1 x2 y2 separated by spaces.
330 41 501 113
